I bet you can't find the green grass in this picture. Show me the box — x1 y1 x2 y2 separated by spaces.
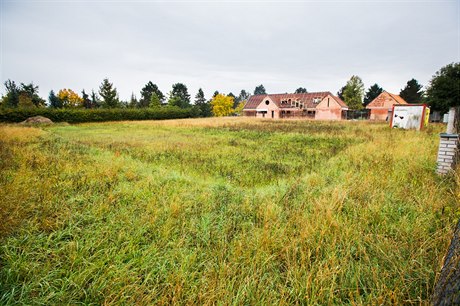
0 117 458 305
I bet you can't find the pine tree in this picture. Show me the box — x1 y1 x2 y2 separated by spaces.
129 92 138 108
20 83 45 107
168 83 190 108
254 84 266 95
295 87 308 93
194 88 211 117
99 78 119 108
363 84 383 106
2 80 45 108
3 80 20 108
81 90 93 109
139 81 164 108
48 90 62 108
149 93 161 108
400 79 424 104
237 90 250 102
195 88 206 105
90 90 101 108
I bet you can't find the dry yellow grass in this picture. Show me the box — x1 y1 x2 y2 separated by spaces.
0 125 44 142
0 118 458 305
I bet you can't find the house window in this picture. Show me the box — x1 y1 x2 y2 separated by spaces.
327 98 330 107
296 102 299 108
265 100 269 105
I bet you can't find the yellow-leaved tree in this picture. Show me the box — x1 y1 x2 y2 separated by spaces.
234 100 246 116
57 89 84 108
211 94 234 117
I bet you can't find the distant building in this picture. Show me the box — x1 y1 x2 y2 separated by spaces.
366 91 408 121
243 92 348 120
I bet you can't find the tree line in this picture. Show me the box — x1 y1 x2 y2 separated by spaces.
336 76 425 110
0 78 255 117
336 63 459 113
1 62 458 116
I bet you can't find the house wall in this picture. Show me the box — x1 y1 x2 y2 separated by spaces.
256 97 279 118
315 95 343 120
243 110 256 117
367 92 399 121
370 109 390 121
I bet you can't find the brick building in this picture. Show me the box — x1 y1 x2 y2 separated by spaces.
366 91 408 121
243 92 348 120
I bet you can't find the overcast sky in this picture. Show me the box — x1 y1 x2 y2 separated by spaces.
1 0 459 101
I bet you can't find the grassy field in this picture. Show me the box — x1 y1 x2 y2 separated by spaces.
0 117 459 304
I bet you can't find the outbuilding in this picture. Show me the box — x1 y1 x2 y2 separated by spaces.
366 91 408 121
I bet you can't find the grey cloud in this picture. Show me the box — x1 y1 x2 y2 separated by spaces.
1 1 458 101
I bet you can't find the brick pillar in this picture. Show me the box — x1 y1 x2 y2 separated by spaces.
437 133 459 174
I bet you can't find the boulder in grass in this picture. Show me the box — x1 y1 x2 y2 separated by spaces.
21 116 53 125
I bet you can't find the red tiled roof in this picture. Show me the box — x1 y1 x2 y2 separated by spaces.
366 91 408 109
244 92 348 110
387 92 408 105
244 95 266 109
330 95 347 108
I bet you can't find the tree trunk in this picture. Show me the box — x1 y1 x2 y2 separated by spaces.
432 219 460 305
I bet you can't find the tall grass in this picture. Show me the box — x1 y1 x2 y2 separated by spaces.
0 118 458 304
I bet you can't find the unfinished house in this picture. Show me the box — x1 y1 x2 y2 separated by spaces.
366 91 408 121
243 92 348 120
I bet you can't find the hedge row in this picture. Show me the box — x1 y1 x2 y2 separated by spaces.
0 107 195 123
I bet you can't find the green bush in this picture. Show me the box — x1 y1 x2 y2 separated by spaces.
0 107 194 123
